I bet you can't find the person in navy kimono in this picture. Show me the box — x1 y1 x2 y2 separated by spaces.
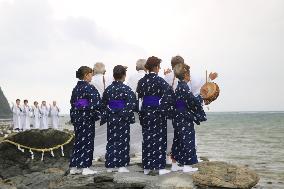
69 66 101 175
137 56 174 175
171 63 206 173
101 65 137 173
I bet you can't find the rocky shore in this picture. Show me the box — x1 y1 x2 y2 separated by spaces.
0 129 260 189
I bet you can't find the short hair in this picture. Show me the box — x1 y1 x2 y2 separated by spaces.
145 56 161 72
16 99 20 102
171 55 184 68
113 65 127 80
34 101 38 105
174 63 190 81
93 62 106 74
76 66 93 80
24 99 28 103
136 59 146 71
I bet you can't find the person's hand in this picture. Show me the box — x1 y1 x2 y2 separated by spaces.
209 72 218 80
164 68 172 75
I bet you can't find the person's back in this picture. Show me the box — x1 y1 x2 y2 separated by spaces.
69 66 101 176
137 72 174 118
101 65 136 173
91 74 110 97
91 62 111 97
127 59 147 92
137 56 174 175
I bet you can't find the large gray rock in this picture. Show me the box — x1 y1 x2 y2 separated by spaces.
192 161 260 189
0 129 74 178
0 87 12 119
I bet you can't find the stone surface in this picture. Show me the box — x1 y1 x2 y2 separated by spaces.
0 129 74 178
0 87 12 119
192 161 260 189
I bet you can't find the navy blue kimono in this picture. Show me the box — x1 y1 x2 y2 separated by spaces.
70 80 101 168
171 80 206 165
137 73 174 170
101 81 137 168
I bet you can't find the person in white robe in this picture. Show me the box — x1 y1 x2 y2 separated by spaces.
127 59 147 157
40 101 49 129
21 100 31 131
90 62 110 160
32 101 41 129
50 101 60 130
11 99 22 132
91 62 111 97
127 59 147 92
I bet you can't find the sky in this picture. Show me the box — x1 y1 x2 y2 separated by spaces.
0 0 283 114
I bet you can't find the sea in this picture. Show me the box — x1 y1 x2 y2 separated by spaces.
195 112 284 189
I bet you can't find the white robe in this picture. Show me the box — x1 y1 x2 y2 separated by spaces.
32 106 41 129
50 105 60 130
189 72 206 97
21 105 31 131
127 70 146 93
12 105 22 130
126 71 145 156
91 74 112 97
40 106 49 129
91 74 112 160
164 71 177 154
164 71 178 91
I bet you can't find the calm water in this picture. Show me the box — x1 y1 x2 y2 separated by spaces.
196 112 284 189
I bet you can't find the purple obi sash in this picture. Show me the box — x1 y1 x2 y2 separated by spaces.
74 99 89 108
108 100 125 109
142 96 161 107
176 100 186 111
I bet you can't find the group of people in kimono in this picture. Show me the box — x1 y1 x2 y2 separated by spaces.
12 99 60 131
69 55 218 176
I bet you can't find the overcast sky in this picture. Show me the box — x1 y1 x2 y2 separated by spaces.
0 0 283 113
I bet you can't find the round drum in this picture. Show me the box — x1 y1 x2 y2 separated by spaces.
200 82 220 105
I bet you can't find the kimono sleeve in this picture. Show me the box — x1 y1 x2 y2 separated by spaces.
159 80 175 119
184 86 207 125
86 85 102 121
120 87 137 123
70 88 76 124
100 89 108 126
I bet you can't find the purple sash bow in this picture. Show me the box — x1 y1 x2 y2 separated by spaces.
142 96 161 107
176 100 186 111
108 100 125 109
74 99 89 108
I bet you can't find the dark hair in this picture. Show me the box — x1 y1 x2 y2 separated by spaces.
171 55 184 68
76 66 93 80
34 101 38 104
24 99 28 103
174 63 190 81
16 99 20 102
113 65 127 80
145 56 161 72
